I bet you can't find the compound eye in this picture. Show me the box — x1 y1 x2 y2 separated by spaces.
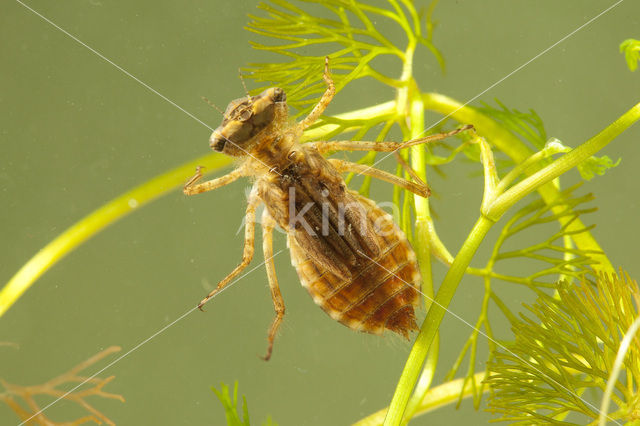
237 106 253 122
247 92 277 130
210 119 254 151
271 88 286 103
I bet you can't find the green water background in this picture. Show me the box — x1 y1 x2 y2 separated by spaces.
1 0 639 424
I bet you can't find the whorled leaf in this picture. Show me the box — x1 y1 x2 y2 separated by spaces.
486 270 640 424
619 38 640 72
475 101 620 181
212 382 278 426
0 346 124 425
545 138 621 181
489 183 600 287
576 154 621 181
475 100 548 150
244 0 443 116
212 382 251 426
445 184 600 406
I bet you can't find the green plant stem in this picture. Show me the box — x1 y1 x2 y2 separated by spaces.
487 101 640 220
402 335 438 424
384 215 495 425
404 84 439 424
0 153 232 318
422 93 532 161
494 143 559 196
598 315 640 426
384 100 640 425
353 372 487 426
422 92 617 272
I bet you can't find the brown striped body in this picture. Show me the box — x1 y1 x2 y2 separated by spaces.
289 193 421 337
255 144 421 338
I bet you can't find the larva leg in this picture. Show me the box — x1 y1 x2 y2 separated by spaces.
197 187 260 309
183 165 246 196
261 211 285 361
299 56 336 130
328 158 430 198
311 125 473 154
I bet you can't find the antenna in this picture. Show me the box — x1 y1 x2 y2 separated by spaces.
238 69 251 101
200 96 225 116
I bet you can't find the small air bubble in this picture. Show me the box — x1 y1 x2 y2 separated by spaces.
128 198 139 208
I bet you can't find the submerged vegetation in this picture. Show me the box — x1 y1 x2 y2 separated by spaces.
213 382 278 426
238 1 639 423
486 271 640 424
0 347 123 425
2 0 639 424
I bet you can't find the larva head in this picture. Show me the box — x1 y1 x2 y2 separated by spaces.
209 87 287 157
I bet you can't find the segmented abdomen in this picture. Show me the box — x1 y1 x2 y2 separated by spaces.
288 194 421 338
